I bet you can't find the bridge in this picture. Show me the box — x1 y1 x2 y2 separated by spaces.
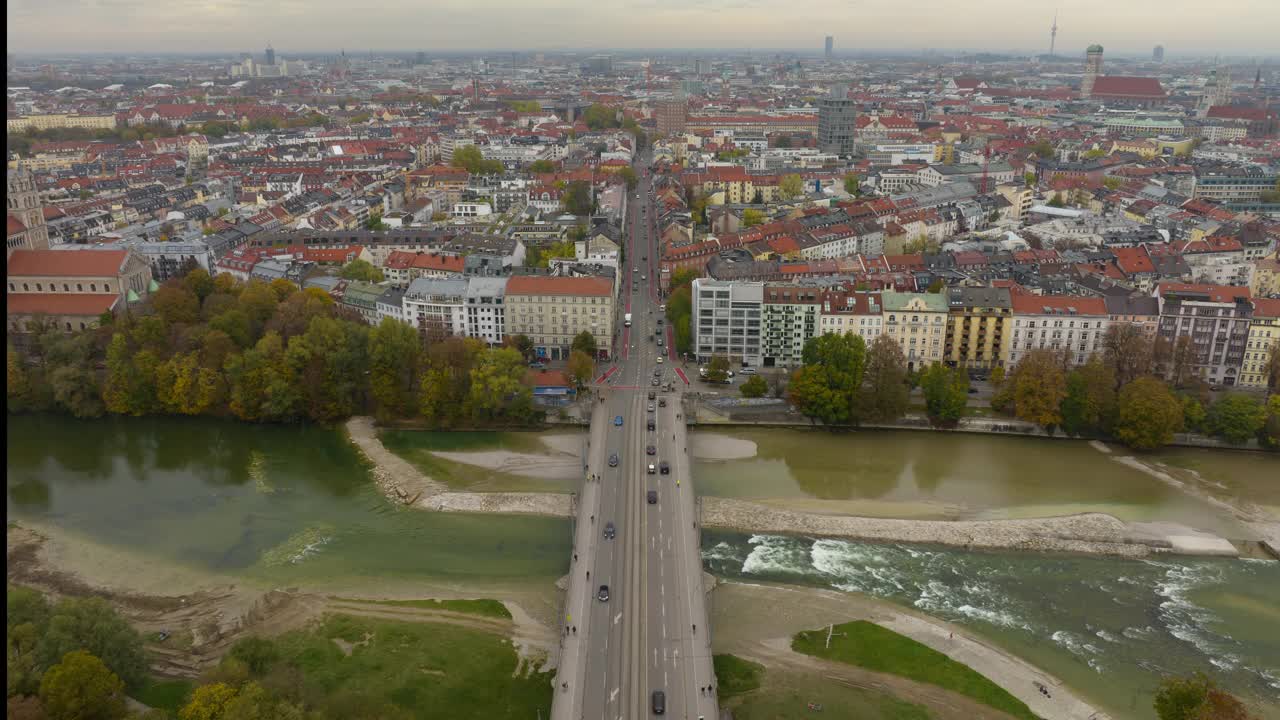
551 157 718 720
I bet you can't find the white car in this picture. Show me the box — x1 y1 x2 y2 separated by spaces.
656 356 664 364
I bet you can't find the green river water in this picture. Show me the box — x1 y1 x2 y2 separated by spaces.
7 416 1279 718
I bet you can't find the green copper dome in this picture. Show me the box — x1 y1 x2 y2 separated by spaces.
1087 44 1104 54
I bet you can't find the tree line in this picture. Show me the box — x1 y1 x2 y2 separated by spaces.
782 324 1280 451
7 268 544 429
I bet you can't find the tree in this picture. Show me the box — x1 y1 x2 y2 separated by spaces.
1103 324 1154 387
1104 176 1125 190
368 318 421 420
860 334 909 423
1153 673 1255 720
740 375 768 398
179 683 239 720
509 334 534 361
562 181 593 215
1261 394 1280 450
787 333 868 426
1204 393 1268 444
571 330 598 357
903 235 940 255
339 259 384 283
468 347 532 423
36 596 147 690
1023 172 1037 188
39 650 128 720
920 363 969 428
705 355 731 384
184 267 215 302
1060 356 1117 436
670 268 700 291
1047 193 1065 208
1267 340 1280 392
741 209 765 228
1031 139 1055 158
567 350 594 389
153 284 201 325
1004 350 1068 430
779 174 804 200
450 145 503 175
527 159 556 174
842 172 861 196
582 103 620 130
618 166 638 191
1114 377 1184 450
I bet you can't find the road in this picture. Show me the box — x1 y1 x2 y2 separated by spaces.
552 156 717 720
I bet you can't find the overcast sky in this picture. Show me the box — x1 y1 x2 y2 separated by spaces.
6 0 1277 57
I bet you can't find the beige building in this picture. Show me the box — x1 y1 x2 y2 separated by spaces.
1240 297 1280 388
1007 293 1110 367
7 113 118 133
881 291 948 371
7 167 50 257
7 248 153 333
818 290 883 344
505 275 615 361
945 286 1014 370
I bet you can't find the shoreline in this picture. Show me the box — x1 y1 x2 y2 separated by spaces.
345 416 1246 558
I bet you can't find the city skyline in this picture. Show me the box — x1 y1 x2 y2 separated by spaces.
7 0 1280 56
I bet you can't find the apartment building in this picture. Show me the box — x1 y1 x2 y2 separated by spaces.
6 113 117 133
1238 297 1280 388
691 278 764 366
404 277 469 342
1192 167 1278 203
464 276 508 346
881 291 948 371
762 284 822 368
1155 282 1252 387
505 275 614 361
944 286 1013 371
818 289 883 344
1007 294 1109 367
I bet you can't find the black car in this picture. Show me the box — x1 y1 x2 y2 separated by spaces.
646 490 657 505
647 419 655 430
648 390 656 400
604 521 616 539
658 398 667 407
651 690 665 715
608 453 619 467
659 461 670 475
597 585 610 602
646 445 656 455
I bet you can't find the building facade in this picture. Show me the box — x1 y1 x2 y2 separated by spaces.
1007 294 1109 367
7 167 50 257
761 284 821 368
404 277 469 342
881 291 949 371
464 276 508 346
504 275 615 361
691 278 763 366
7 248 152 333
1155 283 1252 387
817 85 857 157
944 286 1013 370
1238 297 1279 388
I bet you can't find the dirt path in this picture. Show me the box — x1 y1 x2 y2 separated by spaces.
345 416 448 502
709 581 1109 720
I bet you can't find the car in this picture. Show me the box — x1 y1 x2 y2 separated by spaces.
647 463 656 474
614 415 624 426
651 378 660 386
659 304 666 312
656 318 664 326
739 367 756 374
657 338 664 347
632 286 639 293
647 490 657 505
646 445 656 455
642 255 648 262
633 266 639 273
653 368 662 377
648 402 655 411
656 356 664 364
652 690 665 715
659 461 670 475
968 387 979 394
597 585 610 602
648 390 656 400
647 417 655 429
604 522 616 539
641 275 646 281
609 453 619 467
658 398 667 407
528 361 546 370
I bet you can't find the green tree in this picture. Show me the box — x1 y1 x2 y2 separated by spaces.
562 181 594 215
102 334 154 416
39 650 127 720
1204 393 1268 444
468 347 532 423
1030 139 1054 158
1114 377 1184 450
571 330 598 357
1181 394 1207 434
705 355 731 384
37 596 146 690
788 333 868 426
859 334 909 423
1151 673 1253 720
581 103 620 130
450 144 503 175
179 683 239 720
740 375 768 398
184 267 215 302
368 318 421 420
8 344 32 412
227 637 280 676
618 166 638 191
741 209 765 228
567 350 594 389
903 235 940 255
339 259 384 283
527 159 556 174
1060 356 1117 436
509 334 534 361
920 363 969 428
1103 324 1154 387
1047 193 1065 208
226 332 301 423
670 268 700 291
1005 350 1067 430
1023 172 1037 188
1261 394 1280 450
843 172 861 196
779 174 803 200
50 365 106 419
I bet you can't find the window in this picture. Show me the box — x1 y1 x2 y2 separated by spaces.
36 283 42 291
90 283 97 292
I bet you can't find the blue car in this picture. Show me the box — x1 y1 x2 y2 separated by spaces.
614 415 624 426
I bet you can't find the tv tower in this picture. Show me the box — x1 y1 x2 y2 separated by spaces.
1049 11 1058 57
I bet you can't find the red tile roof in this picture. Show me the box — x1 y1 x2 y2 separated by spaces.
7 216 26 236
1089 76 1165 98
6 293 120 316
505 275 612 297
1251 297 1280 318
7 249 129 277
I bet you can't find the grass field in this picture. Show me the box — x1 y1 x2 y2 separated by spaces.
271 613 552 720
713 654 763 699
133 677 194 714
329 597 513 619
793 621 1037 720
718 666 931 720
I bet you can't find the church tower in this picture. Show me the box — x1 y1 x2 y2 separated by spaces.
1082 45 1104 97
6 167 50 257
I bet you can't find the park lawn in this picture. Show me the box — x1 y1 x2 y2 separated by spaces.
713 654 763 698
273 613 552 720
793 621 1037 720
132 677 194 714
329 596 512 619
719 666 930 720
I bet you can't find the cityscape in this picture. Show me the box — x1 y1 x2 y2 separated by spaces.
6 12 1280 720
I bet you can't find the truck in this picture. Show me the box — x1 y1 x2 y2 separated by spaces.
624 313 632 327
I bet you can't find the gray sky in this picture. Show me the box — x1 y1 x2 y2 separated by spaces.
6 0 1277 56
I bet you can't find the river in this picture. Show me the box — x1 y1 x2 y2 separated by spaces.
7 416 1279 718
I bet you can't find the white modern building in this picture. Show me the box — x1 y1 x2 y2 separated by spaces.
691 278 764 366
